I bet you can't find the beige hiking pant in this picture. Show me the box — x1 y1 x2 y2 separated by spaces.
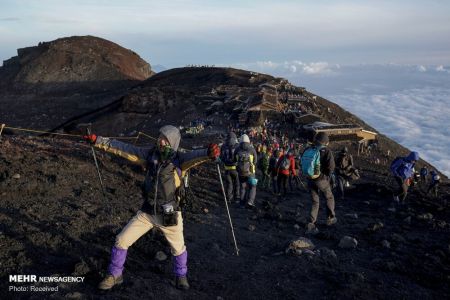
115 210 186 256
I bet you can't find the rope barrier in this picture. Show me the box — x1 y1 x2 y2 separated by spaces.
137 131 158 141
3 125 82 137
0 124 155 141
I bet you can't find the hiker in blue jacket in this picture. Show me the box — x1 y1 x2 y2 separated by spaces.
390 151 419 204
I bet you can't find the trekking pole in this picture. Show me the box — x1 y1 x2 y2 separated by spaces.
295 175 306 190
86 127 114 217
216 163 240 256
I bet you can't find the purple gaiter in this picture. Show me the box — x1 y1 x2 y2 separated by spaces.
108 246 128 277
173 250 188 277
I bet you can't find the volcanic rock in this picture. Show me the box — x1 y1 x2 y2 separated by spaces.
155 251 168 261
1 35 153 86
339 236 358 249
286 237 315 255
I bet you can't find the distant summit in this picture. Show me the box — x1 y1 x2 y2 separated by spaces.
0 35 154 86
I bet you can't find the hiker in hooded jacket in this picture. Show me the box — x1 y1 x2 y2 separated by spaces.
220 131 240 203
84 125 220 291
390 151 419 204
301 132 337 234
276 150 296 198
334 146 354 200
235 134 258 208
268 149 282 195
258 146 271 190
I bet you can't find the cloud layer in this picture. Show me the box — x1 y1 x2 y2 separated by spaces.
330 87 450 177
229 61 450 176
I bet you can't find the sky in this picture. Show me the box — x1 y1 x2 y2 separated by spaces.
1 0 450 66
1 0 449 175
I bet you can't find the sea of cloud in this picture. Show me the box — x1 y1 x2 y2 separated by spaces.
329 86 450 177
228 61 450 176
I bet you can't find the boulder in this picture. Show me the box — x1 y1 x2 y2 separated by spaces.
381 240 391 249
317 247 338 262
417 213 433 221
72 260 90 276
339 236 358 249
391 233 406 243
345 213 358 219
367 221 384 232
155 251 168 261
286 237 315 255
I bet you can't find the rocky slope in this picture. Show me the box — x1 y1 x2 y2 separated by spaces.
0 136 449 299
1 35 153 86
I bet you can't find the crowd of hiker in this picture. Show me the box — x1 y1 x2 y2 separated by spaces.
79 122 440 292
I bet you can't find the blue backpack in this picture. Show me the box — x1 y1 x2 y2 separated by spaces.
301 146 321 179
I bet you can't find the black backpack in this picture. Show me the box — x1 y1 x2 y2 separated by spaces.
237 151 253 176
338 154 350 170
222 145 235 166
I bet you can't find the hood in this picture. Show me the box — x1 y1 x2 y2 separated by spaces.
406 151 419 162
240 134 250 144
314 132 329 146
240 142 252 151
159 125 181 151
226 132 238 146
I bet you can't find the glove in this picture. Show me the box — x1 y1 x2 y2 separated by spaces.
83 134 97 144
207 143 220 160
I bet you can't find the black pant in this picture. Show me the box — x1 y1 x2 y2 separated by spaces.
336 175 346 199
271 175 278 194
225 169 240 202
394 176 408 202
308 177 335 224
427 182 439 197
277 173 289 196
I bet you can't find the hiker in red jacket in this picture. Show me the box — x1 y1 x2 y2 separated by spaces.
276 151 296 198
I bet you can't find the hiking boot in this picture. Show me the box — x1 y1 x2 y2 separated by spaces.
98 274 123 290
175 276 190 290
246 202 256 210
326 216 338 226
306 223 319 235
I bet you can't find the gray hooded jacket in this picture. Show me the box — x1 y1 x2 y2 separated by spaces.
95 125 209 214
